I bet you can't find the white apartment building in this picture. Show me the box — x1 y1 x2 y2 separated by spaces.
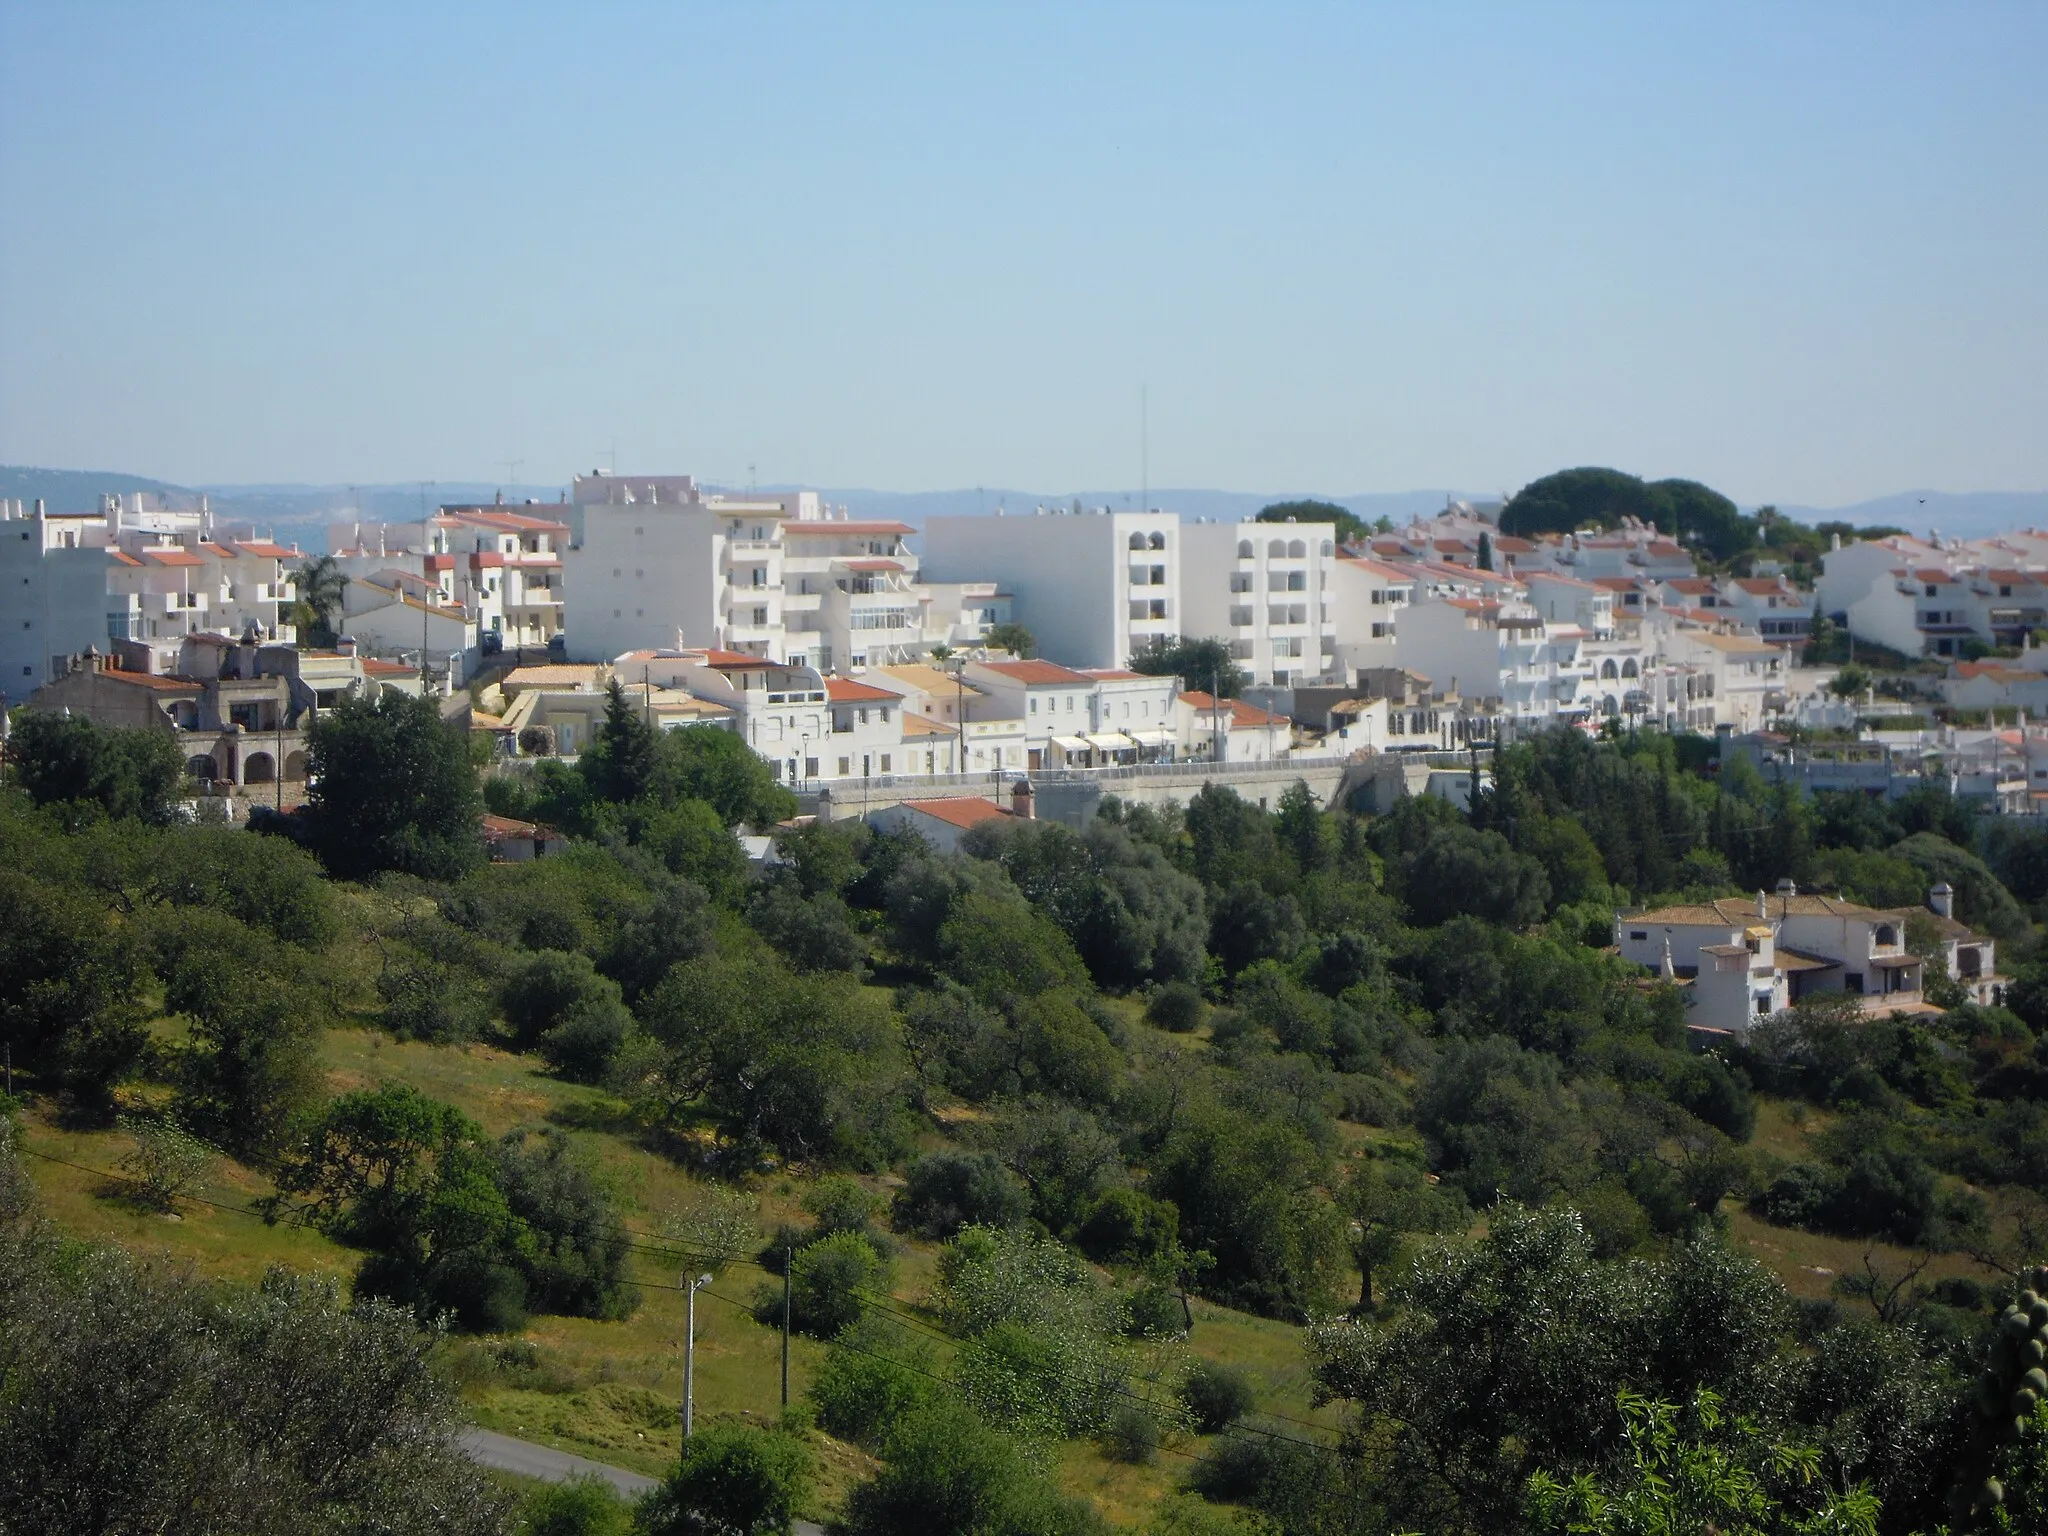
1177 520 1340 688
5 494 302 693
1393 597 1564 724
562 474 996 670
2 500 114 692
1717 575 1814 648
923 508 1181 670
1081 668 1180 757
1327 556 1416 677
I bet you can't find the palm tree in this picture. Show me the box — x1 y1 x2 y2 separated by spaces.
292 556 348 646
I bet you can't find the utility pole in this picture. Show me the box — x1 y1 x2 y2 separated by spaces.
780 1247 792 1408
682 1272 712 1440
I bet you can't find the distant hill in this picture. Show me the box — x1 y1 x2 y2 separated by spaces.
9 465 2046 550
1775 490 2048 540
0 466 191 515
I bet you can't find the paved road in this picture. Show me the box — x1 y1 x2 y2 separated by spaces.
460 1426 826 1534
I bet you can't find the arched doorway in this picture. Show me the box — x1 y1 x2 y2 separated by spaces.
283 750 309 781
244 751 276 784
186 754 218 781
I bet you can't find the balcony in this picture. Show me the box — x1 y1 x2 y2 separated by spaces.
158 592 208 614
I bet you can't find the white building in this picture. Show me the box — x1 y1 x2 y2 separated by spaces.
962 658 1103 770
3 500 115 692
1327 556 1417 677
562 474 994 670
1176 690 1291 762
1177 520 1339 688
923 508 1181 670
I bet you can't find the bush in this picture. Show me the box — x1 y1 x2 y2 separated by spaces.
1102 1401 1161 1464
538 998 634 1084
518 1473 631 1536
808 1317 943 1448
116 1117 212 1213
638 1422 813 1536
1147 981 1208 1034
756 1230 891 1340
1075 1187 1180 1267
893 1152 1030 1239
1123 1282 1184 1340
840 1403 1107 1536
1181 1360 1256 1435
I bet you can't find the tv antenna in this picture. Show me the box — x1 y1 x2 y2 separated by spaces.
499 458 525 489
1140 380 1149 514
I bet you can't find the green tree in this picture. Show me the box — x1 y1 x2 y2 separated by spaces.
520 1474 631 1536
1339 1153 1465 1311
0 867 150 1110
984 622 1038 659
5 710 184 824
1476 529 1494 571
291 554 350 647
1130 635 1245 698
1257 499 1364 546
304 690 484 880
640 1422 814 1536
580 678 659 805
840 1402 1108 1536
652 727 797 828
0 1238 511 1535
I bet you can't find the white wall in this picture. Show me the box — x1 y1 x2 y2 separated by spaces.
1179 521 1337 687
565 503 724 662
0 514 112 692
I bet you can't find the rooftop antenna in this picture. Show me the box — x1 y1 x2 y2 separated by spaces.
749 463 758 494
604 440 618 474
499 458 524 490
1140 380 1149 515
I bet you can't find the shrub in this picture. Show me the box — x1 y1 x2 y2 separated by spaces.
1124 1282 1184 1341
1076 1187 1180 1267
840 1403 1106 1536
117 1117 212 1213
893 1151 1030 1239
808 1317 942 1448
1147 981 1208 1034
638 1422 813 1536
538 998 634 1084
518 1473 631 1536
756 1230 890 1340
1181 1360 1256 1435
1102 1401 1161 1464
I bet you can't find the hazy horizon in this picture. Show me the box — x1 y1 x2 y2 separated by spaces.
3 4 2043 506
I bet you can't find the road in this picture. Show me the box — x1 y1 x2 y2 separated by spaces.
460 1426 826 1534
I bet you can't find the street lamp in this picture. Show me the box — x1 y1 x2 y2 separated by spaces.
799 732 811 793
682 1272 714 1440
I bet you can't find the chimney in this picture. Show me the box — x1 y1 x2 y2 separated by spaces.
1929 881 1954 919
1010 777 1036 821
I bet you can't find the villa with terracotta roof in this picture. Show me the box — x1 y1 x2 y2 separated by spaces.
1616 880 2003 1035
863 782 1038 853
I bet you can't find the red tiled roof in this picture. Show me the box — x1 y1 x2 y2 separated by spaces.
139 547 206 567
230 540 295 559
1082 669 1146 680
698 648 776 668
446 510 569 534
977 659 1093 686
780 520 914 536
110 550 142 567
1733 577 1789 594
481 813 555 838
1180 691 1290 728
361 658 414 676
826 676 899 703
1913 569 1957 585
100 668 203 692
1493 536 1537 553
900 796 1010 830
1664 577 1716 594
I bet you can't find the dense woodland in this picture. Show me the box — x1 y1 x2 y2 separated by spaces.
9 687 2048 1532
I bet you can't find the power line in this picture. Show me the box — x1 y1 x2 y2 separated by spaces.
20 1146 1341 1453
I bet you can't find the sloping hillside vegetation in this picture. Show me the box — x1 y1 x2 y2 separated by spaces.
8 694 2048 1532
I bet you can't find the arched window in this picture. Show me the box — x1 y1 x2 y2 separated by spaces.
1874 924 1897 948
1237 540 1253 558
1621 659 1639 679
1148 532 1165 550
1128 532 1147 550
1601 659 1619 679
185 754 218 780
1320 540 1334 556
1288 539 1307 558
244 751 276 784
1268 539 1287 558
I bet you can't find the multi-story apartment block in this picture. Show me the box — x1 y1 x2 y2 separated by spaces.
1178 520 1339 687
1327 556 1416 677
561 474 994 670
1716 575 1814 648
922 507 1181 671
2 499 114 692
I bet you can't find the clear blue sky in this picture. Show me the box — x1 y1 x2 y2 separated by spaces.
2 2 2043 506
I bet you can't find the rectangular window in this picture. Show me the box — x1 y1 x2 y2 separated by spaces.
880 754 891 773
1031 698 1038 714
805 757 819 779
838 757 851 776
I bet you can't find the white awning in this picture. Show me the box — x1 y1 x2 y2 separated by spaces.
1051 735 1091 753
1084 732 1136 751
1128 728 1176 747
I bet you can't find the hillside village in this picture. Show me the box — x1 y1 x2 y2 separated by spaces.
11 466 2048 1533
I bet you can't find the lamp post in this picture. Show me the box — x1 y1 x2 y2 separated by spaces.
682 1271 713 1440
799 732 811 793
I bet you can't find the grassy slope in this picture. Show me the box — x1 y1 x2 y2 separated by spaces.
32 1005 2009 1524
22 1019 1350 1525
